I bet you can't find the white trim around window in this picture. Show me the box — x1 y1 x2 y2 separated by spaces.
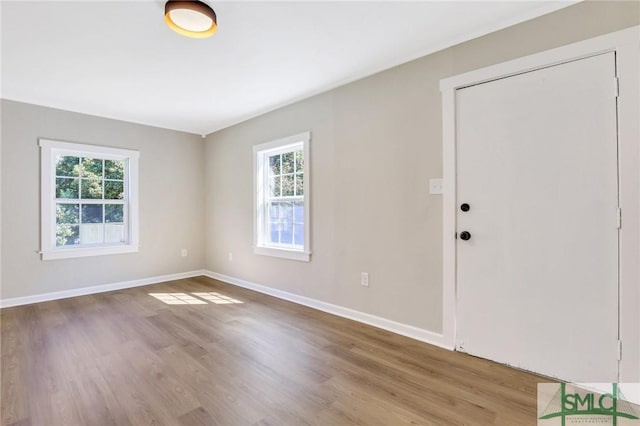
39 139 140 260
253 132 311 262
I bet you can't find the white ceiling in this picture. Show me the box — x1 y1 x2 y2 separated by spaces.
1 1 574 135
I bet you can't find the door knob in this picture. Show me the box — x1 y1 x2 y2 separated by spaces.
460 231 471 240
460 203 470 212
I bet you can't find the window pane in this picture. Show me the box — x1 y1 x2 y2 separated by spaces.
80 224 104 244
295 173 304 196
56 224 80 247
81 179 103 199
269 154 280 176
105 224 125 243
266 201 297 246
268 202 278 221
294 201 304 223
295 150 303 173
81 158 103 178
56 178 79 199
105 160 124 179
105 204 124 223
56 204 79 224
82 204 103 223
279 202 293 223
282 175 294 196
269 177 281 197
269 223 279 244
280 222 293 245
282 152 294 174
56 156 79 177
104 181 124 200
294 224 304 246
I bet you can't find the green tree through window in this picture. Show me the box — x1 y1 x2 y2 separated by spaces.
55 155 126 246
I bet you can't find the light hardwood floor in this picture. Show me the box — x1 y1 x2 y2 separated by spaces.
1 276 548 425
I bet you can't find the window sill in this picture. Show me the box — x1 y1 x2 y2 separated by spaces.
254 246 311 262
41 244 139 260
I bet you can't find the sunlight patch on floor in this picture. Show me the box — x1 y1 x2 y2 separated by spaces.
149 293 207 305
192 292 244 304
149 292 244 305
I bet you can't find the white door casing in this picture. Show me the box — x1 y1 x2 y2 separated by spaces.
440 26 640 382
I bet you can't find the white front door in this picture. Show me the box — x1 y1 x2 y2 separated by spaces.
455 52 619 382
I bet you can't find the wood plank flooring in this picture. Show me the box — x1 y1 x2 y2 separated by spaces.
1 277 549 425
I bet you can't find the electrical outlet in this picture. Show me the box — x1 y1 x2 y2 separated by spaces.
228 252 233 261
181 248 188 257
360 272 369 287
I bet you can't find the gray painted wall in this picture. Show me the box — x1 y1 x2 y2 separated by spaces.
1 100 205 299
203 1 640 333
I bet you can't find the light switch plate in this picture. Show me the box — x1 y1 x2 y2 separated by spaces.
429 178 443 194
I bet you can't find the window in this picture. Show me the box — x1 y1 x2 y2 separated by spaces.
39 139 139 260
254 132 310 261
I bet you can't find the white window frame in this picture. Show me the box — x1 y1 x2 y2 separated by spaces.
253 132 311 262
39 139 140 260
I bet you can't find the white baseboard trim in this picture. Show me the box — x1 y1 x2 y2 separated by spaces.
1 269 452 351
204 270 452 350
0 269 207 308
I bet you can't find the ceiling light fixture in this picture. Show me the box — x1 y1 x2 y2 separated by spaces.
165 1 217 39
